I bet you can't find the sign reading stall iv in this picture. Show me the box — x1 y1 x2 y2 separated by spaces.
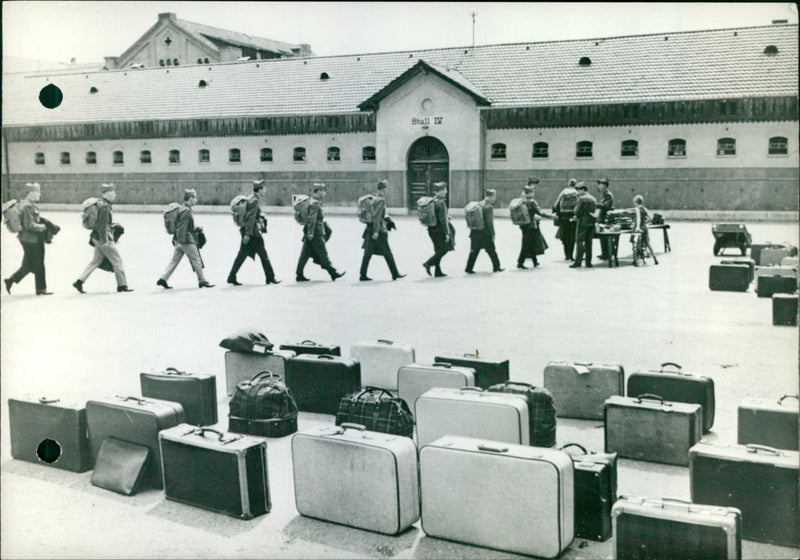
411 116 444 126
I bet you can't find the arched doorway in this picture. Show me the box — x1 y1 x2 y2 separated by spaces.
407 136 449 209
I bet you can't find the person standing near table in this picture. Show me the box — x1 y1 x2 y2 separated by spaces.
4 182 53 295
422 182 454 278
157 189 214 289
359 179 405 281
552 178 580 261
517 178 550 269
634 194 659 265
227 179 281 286
296 183 345 282
596 178 614 260
571 182 597 268
465 189 503 274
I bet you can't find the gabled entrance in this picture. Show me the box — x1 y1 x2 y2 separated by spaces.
407 136 449 209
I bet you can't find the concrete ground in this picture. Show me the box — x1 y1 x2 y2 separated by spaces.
1 210 798 559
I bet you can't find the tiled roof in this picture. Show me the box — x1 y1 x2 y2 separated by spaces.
4 24 797 126
176 18 302 55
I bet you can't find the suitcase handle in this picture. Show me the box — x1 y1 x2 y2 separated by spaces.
38 397 60 404
164 367 188 376
432 362 452 368
340 423 366 432
352 386 395 401
477 444 509 453
186 427 241 445
635 394 667 405
779 394 800 405
247 370 278 384
560 443 588 454
746 444 782 456
493 381 536 390
115 395 147 405
299 340 320 345
660 362 682 372
459 387 484 392
377 339 394 344
317 354 337 360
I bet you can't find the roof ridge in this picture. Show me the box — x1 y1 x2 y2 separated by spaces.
176 17 300 49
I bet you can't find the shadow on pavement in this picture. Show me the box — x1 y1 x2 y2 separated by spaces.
283 515 419 557
146 498 263 538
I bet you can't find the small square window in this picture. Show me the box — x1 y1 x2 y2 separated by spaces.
717 138 736 156
668 139 686 157
86 151 97 165
260 148 273 162
60 152 71 165
532 142 549 159
576 141 593 158
113 151 124 165
169 150 180 164
362 146 376 162
140 150 151 164
229 148 241 163
198 149 210 163
327 147 341 162
293 147 306 162
491 143 507 160
621 140 638 158
768 136 788 156
35 152 45 165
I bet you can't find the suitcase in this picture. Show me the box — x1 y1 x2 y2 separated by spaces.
433 353 509 389
279 340 341 357
755 265 798 281
8 397 92 472
224 349 296 396
228 371 298 438
750 243 785 265
756 275 797 298
350 339 415 391
397 362 476 411
335 387 414 437
90 437 150 496
612 496 742 560
140 368 217 426
709 264 750 292
543 361 625 420
627 362 715 432
292 423 419 535
419 435 574 558
759 247 790 266
781 256 799 267
414 387 529 448
773 294 799 326
689 441 800 547
561 443 617 542
285 354 361 415
604 395 702 466
737 394 799 450
487 381 557 447
720 258 755 283
86 395 185 489
159 424 270 520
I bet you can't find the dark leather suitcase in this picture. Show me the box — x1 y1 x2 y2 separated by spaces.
433 352 509 389
720 258 755 283
690 441 799 547
86 396 185 489
627 362 715 432
285 354 361 415
737 395 799 450
561 443 617 542
750 243 786 266
279 340 341 356
756 275 797 298
8 397 92 472
773 294 799 326
140 368 217 427
159 424 270 520
90 437 150 495
612 496 742 560
543 361 624 420
604 395 702 466
709 264 749 292
487 381 557 447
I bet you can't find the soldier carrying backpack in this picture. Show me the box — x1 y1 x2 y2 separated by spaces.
515 177 551 269
156 189 214 290
295 183 345 282
226 180 281 287
552 178 581 262
358 180 405 282
422 182 455 278
465 189 504 274
4 183 55 296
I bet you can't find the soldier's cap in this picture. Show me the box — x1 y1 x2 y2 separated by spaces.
184 188 197 197
101 183 116 193
576 182 588 191
527 176 539 184
597 177 609 185
523 185 535 193
24 182 41 192
252 179 265 187
485 188 497 197
377 180 388 190
568 178 577 187
433 182 447 191
312 182 327 192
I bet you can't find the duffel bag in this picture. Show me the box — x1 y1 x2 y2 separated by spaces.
335 386 414 438
219 329 274 355
487 381 557 447
229 370 298 437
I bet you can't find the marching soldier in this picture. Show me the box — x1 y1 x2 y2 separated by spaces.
157 189 214 289
296 183 345 282
422 182 454 277
227 179 281 286
465 189 503 274
552 178 580 261
516 178 551 269
73 183 133 293
4 182 56 295
571 182 598 268
596 178 614 260
359 180 405 281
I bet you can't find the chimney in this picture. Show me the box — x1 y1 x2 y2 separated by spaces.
158 13 177 23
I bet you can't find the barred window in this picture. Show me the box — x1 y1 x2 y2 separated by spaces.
169 149 180 164
229 148 241 163
621 140 639 157
260 148 273 162
717 138 736 156
532 142 549 159
362 146 376 162
668 139 686 157
113 151 124 165
576 141 593 158
140 150 151 164
491 143 507 159
60 152 71 165
768 136 788 155
293 147 306 162
86 151 97 165
327 147 341 162
198 149 210 163
35 152 45 165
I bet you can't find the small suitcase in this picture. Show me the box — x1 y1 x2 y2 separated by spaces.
397 362 476 411
415 387 529 448
720 258 755 283
737 394 799 450
140 368 217 426
773 294 799 326
8 397 92 472
350 339 415 391
709 264 750 292
90 437 150 496
419 436 574 558
292 423 419 535
285 354 361 415
86 395 185 489
612 496 742 560
756 275 797 298
279 340 341 357
433 352 510 389
604 395 702 466
755 265 798 281
160 424 270 520
561 443 617 542
689 441 800 547
543 361 625 420
487 381 557 447
750 243 786 265
627 362 715 432
759 246 790 266
224 349 296 396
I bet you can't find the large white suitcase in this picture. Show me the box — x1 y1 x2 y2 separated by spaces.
350 339 415 391
397 362 476 411
415 387 529 448
291 423 419 535
419 435 574 558
224 350 296 396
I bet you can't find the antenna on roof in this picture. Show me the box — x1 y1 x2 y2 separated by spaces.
471 11 477 47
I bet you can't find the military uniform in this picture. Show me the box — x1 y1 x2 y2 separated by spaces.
359 187 402 280
228 193 279 285
296 190 344 281
5 185 50 294
552 183 580 260
518 197 549 268
159 191 212 288
466 199 502 273
596 180 614 259
571 188 598 268
423 195 454 277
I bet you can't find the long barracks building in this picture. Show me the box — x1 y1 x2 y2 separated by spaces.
2 23 798 212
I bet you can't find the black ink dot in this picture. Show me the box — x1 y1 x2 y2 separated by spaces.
37 439 61 463
39 84 63 109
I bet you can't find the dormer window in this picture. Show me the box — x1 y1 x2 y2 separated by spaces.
764 45 779 56
198 80 207 88
90 87 98 94
579 57 592 66
320 72 330 80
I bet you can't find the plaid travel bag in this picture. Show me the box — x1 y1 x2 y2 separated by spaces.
228 371 299 438
487 381 556 447
335 387 414 438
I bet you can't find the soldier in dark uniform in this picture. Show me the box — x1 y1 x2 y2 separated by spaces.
296 183 345 282
465 189 503 274
596 177 614 260
227 180 280 286
5 183 54 295
517 178 551 269
359 180 405 281
157 189 214 289
422 182 454 278
571 182 598 268
552 178 580 261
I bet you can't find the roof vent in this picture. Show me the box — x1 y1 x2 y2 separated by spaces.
594 41 599 46
526 46 530 50
464 50 468 54
320 72 330 80
664 36 668 41
198 80 207 88
579 57 592 66
357 57 361 61
733 31 738 36
409 53 413 58
764 45 779 55
303 61 307 65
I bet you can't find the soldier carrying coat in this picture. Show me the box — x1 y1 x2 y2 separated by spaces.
359 180 405 281
296 183 345 282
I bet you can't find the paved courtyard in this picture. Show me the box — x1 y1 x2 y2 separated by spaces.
1 210 798 559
